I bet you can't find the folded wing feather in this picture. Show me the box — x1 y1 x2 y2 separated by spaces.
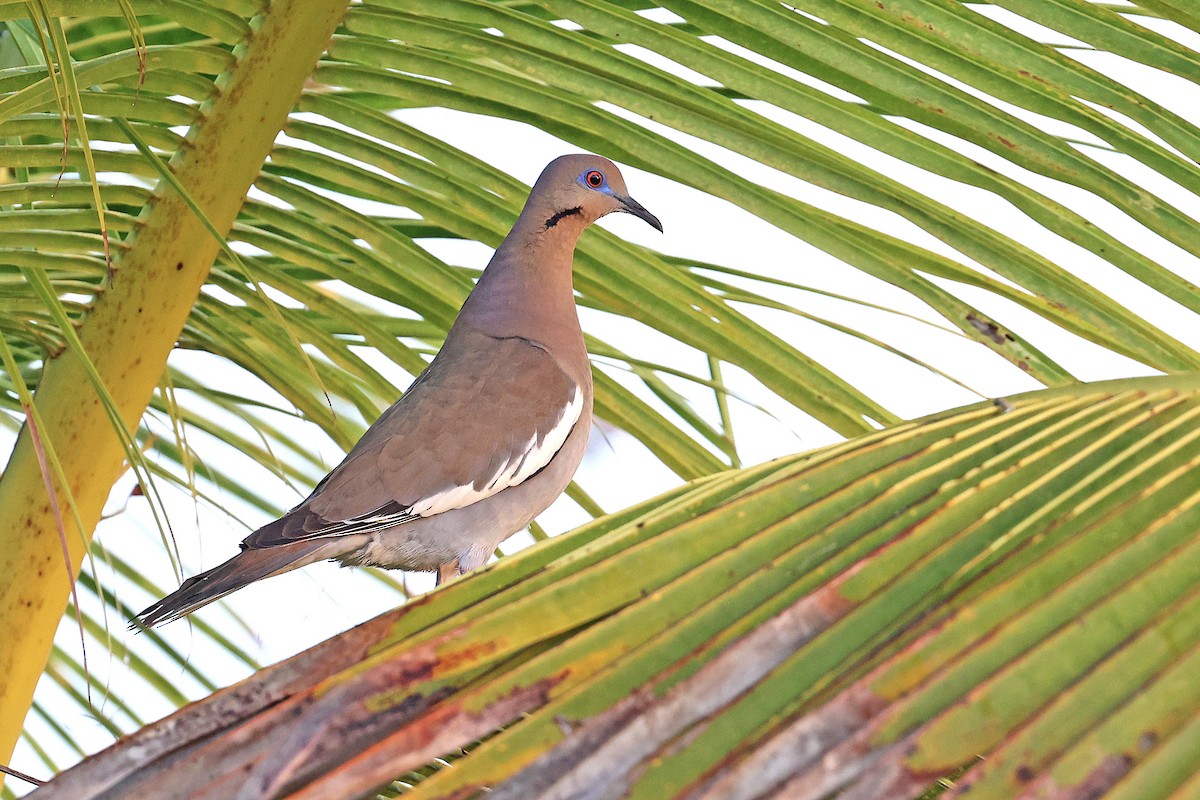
410 385 582 515
242 332 586 549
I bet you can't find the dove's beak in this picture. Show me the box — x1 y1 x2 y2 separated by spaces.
616 194 663 232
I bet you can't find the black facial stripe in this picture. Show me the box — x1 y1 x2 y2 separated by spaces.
544 206 583 229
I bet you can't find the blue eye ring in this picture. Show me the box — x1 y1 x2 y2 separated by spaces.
584 170 605 188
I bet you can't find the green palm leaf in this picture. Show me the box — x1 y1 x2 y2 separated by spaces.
31 376 1200 799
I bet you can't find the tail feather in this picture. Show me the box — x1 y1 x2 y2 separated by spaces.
132 542 337 629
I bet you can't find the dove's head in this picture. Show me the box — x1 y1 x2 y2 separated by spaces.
527 154 662 234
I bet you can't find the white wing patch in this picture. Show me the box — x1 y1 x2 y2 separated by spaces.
409 386 584 517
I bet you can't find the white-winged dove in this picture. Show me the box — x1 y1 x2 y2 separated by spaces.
136 155 661 627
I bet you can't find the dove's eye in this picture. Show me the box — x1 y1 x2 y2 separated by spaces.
585 170 604 188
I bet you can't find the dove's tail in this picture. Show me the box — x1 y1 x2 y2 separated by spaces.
132 541 335 629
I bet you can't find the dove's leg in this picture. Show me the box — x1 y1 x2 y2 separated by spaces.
436 560 461 587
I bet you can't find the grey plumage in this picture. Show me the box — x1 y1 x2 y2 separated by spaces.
136 154 661 627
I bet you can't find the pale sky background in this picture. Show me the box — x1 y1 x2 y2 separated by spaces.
10 2 1200 791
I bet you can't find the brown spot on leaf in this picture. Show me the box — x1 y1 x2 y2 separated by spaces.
1016 764 1035 782
433 639 500 677
966 314 1006 345
1072 753 1134 797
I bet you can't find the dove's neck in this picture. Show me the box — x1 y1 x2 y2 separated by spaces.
451 214 589 381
